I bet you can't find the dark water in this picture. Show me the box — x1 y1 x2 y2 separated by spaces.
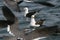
0 0 60 40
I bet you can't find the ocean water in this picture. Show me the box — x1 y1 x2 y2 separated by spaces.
0 0 60 40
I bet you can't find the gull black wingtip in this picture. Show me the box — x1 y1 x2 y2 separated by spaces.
16 0 23 12
17 0 23 4
0 5 16 28
2 6 16 22
26 11 36 18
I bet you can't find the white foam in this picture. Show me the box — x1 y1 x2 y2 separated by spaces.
33 37 47 40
